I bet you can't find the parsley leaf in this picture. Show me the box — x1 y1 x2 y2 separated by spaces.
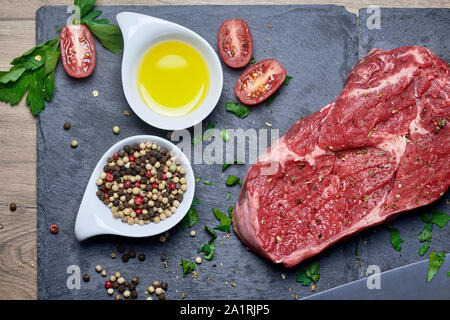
418 223 432 243
220 129 230 142
181 259 196 278
430 211 449 228
80 5 124 55
205 225 217 239
386 225 404 251
419 243 430 256
226 175 241 186
203 180 212 186
180 206 199 229
0 67 26 84
226 101 251 119
191 198 200 206
296 270 312 286
212 208 232 233
222 160 243 171
228 206 234 218
427 251 445 282
198 239 215 260
248 56 256 64
74 0 97 17
284 75 293 86
296 261 320 286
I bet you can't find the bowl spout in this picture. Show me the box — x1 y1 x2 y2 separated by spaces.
116 12 164 43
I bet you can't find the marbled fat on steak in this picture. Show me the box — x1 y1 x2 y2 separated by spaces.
233 46 450 267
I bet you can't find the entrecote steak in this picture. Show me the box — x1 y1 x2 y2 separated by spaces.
233 46 450 267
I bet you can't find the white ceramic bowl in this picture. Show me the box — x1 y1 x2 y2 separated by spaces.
116 12 223 130
74 135 195 241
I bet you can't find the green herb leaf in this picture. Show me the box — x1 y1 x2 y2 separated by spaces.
226 192 230 200
0 71 31 106
205 225 217 239
212 208 232 233
226 175 241 187
386 225 404 251
228 206 234 218
248 56 256 64
220 129 230 142
192 198 200 206
226 101 251 119
284 75 293 86
26 68 46 116
181 207 199 229
427 251 445 282
420 212 431 224
195 177 202 182
0 67 26 84
419 243 430 256
43 71 55 101
222 160 244 171
296 270 312 286
81 12 124 54
266 90 280 106
203 180 212 186
198 239 215 260
296 261 320 285
418 223 432 243
44 42 60 75
430 211 449 228
74 0 97 17
181 259 196 278
205 121 215 131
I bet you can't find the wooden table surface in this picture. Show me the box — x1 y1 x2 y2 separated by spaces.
0 0 448 300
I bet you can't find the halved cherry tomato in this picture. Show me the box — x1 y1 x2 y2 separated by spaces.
218 19 253 68
235 59 286 105
60 24 97 78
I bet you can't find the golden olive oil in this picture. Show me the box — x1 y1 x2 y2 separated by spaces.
137 40 210 117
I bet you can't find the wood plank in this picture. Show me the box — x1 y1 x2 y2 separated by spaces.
1 0 449 20
0 0 448 300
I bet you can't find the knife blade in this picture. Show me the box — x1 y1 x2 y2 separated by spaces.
304 253 450 300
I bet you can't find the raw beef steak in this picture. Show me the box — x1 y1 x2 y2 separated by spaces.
233 46 450 267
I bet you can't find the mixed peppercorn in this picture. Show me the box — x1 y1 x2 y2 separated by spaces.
95 141 187 226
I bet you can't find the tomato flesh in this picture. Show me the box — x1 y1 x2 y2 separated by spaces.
218 19 253 68
60 24 96 78
235 59 286 105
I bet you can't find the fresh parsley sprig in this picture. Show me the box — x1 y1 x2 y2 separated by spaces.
0 0 123 116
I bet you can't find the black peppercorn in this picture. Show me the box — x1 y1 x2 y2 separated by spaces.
63 122 71 130
122 253 129 262
161 282 168 290
9 202 17 212
138 254 145 261
131 290 138 299
158 293 166 300
128 250 136 258
131 276 139 284
118 244 125 253
118 284 126 293
128 283 136 291
112 281 119 289
160 253 167 261
83 274 90 282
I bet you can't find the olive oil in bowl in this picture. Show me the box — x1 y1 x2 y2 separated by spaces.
137 40 210 117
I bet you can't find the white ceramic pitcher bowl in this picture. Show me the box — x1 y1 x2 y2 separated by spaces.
116 12 223 130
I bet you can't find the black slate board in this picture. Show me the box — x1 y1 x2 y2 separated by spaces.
36 5 449 300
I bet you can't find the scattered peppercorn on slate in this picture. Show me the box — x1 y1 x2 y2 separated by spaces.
36 6 449 299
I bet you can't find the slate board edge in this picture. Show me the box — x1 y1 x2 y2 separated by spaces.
34 5 449 300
